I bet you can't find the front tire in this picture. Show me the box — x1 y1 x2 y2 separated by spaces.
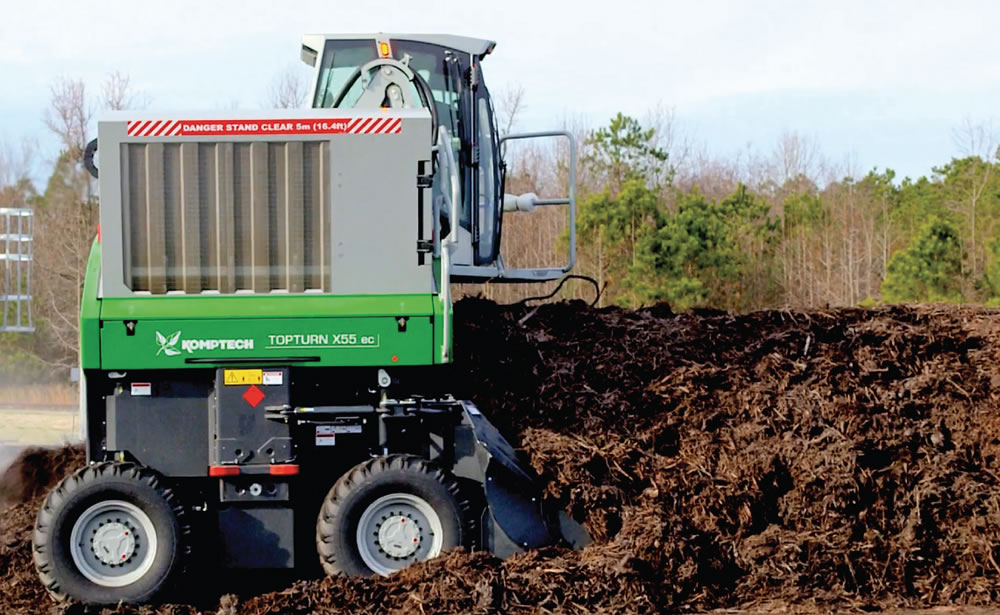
32 462 188 604
316 455 471 577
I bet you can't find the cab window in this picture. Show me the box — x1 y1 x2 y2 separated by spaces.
313 40 377 108
389 40 465 144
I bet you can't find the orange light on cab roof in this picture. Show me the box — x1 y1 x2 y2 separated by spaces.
378 42 391 58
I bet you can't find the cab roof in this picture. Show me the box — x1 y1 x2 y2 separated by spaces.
301 34 496 66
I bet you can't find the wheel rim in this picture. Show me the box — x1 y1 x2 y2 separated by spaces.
69 500 159 587
356 493 444 576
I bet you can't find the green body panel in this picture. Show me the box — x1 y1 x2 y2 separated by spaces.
80 239 102 369
100 314 434 369
100 294 434 320
433 294 449 361
430 257 450 360
82 244 451 370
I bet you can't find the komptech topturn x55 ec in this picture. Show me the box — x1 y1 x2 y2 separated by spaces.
31 34 587 604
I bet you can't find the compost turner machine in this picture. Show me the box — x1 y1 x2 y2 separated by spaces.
31 34 585 604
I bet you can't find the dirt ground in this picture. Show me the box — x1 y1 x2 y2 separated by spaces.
5 299 1000 613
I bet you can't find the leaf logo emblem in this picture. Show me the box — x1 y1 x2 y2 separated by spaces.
156 330 182 356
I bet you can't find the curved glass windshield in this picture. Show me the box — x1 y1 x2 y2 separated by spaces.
313 39 466 142
312 40 377 108
390 40 465 143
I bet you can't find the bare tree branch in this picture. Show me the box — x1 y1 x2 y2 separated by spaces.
34 78 101 366
267 66 308 109
43 78 92 161
953 116 999 162
771 131 822 186
102 71 151 111
495 84 526 137
0 137 36 194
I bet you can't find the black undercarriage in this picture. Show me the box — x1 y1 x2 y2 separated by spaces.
80 365 553 570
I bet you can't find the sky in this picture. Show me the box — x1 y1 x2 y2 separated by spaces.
0 0 998 185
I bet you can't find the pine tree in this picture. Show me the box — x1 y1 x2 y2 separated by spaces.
882 217 964 303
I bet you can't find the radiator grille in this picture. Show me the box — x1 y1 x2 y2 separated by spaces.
121 141 329 294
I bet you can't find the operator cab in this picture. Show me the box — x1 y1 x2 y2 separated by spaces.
300 34 576 283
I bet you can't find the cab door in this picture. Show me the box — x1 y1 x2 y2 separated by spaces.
471 61 504 266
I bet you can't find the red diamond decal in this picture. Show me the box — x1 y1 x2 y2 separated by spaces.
243 385 265 408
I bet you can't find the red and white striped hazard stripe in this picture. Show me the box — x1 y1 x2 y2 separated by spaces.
345 117 402 134
125 116 403 137
127 120 183 137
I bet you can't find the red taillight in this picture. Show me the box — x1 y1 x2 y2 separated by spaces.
209 465 240 477
269 464 299 476
97 223 101 243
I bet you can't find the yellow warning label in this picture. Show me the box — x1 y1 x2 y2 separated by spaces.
224 369 263 386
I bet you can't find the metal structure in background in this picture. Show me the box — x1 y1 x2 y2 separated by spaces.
0 207 34 332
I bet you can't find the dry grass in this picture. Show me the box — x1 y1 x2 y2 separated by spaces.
0 408 79 445
0 383 76 407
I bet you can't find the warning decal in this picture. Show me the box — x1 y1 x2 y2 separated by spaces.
224 369 263 386
126 117 402 138
315 425 337 447
130 382 152 396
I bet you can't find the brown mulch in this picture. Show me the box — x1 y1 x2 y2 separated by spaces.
0 444 84 614
5 298 1000 613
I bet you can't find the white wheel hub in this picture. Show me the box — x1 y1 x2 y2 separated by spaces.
69 500 158 587
356 493 444 576
377 515 421 558
92 521 136 565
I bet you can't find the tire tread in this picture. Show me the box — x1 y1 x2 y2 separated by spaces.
316 455 473 576
31 461 189 604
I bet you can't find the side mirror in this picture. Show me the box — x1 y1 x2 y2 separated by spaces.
84 139 99 179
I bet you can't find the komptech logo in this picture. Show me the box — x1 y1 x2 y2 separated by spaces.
155 330 182 356
154 330 255 356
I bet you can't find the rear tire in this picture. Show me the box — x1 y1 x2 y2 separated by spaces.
32 462 188 604
316 455 471 577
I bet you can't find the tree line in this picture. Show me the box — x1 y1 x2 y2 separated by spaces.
0 74 995 377
497 110 1000 312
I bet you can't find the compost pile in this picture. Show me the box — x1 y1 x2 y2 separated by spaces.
5 299 1000 613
